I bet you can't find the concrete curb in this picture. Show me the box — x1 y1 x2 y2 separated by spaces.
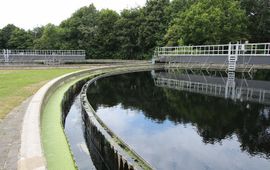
17 66 111 170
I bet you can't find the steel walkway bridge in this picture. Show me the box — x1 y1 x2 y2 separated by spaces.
0 49 85 64
152 43 270 72
152 70 270 105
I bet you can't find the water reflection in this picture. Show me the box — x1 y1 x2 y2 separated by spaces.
64 96 96 170
87 70 270 170
152 70 270 105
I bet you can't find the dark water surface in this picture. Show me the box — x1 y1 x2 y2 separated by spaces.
65 96 96 170
87 70 270 170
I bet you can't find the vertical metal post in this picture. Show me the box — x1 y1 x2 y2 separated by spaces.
228 43 231 70
7 49 9 63
236 42 239 57
3 49 5 62
228 43 232 55
4 49 10 63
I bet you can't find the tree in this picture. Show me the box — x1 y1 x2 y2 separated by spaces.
116 8 143 59
240 0 270 42
31 26 45 40
94 9 120 58
0 24 18 49
2 1 268 60
7 28 34 49
165 0 248 45
60 4 99 55
34 24 67 49
139 0 171 58
166 0 197 18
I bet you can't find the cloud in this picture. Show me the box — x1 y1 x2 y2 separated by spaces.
96 104 270 170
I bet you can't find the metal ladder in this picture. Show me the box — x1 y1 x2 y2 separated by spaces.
228 43 239 71
225 71 236 99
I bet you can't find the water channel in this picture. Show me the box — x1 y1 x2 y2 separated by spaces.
66 69 270 170
65 96 95 169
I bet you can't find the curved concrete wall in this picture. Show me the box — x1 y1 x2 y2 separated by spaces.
17 67 108 170
80 69 159 170
17 64 161 170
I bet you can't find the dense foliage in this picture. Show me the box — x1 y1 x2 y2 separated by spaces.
0 0 269 59
165 0 248 45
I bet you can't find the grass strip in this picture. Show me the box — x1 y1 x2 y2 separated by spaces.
0 69 78 119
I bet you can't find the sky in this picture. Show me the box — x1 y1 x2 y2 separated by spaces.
0 0 146 30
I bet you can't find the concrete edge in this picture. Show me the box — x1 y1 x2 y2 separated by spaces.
17 64 157 170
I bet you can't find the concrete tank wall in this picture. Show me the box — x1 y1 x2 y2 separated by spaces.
82 108 135 170
7 55 85 62
157 55 270 65
80 68 160 170
18 64 160 170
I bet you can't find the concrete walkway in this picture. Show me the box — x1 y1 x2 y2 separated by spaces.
0 97 32 170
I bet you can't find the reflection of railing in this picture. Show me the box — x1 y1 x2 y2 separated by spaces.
153 71 270 105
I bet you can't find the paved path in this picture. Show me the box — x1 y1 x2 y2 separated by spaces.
0 97 32 170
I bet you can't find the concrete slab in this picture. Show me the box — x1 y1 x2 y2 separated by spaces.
0 97 32 170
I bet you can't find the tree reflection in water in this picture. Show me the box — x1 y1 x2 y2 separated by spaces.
87 71 270 159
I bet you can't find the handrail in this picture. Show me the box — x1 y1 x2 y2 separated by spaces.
1 49 86 56
154 43 270 57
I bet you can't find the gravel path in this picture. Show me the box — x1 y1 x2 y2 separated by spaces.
0 97 32 170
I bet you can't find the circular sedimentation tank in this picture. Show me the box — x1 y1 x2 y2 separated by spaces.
18 64 161 170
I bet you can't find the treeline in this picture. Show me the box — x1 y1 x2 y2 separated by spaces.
0 0 269 59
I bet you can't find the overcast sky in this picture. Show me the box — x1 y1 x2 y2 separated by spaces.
0 0 146 30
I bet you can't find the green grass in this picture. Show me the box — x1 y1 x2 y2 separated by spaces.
0 69 79 119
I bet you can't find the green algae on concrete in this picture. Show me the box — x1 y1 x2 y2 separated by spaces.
41 71 103 170
42 79 78 170
40 65 155 170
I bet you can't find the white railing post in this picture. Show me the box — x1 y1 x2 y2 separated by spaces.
228 43 231 56
4 49 9 63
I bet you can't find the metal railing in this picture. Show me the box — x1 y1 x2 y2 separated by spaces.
154 43 270 57
1 49 85 56
0 49 86 63
155 44 229 56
